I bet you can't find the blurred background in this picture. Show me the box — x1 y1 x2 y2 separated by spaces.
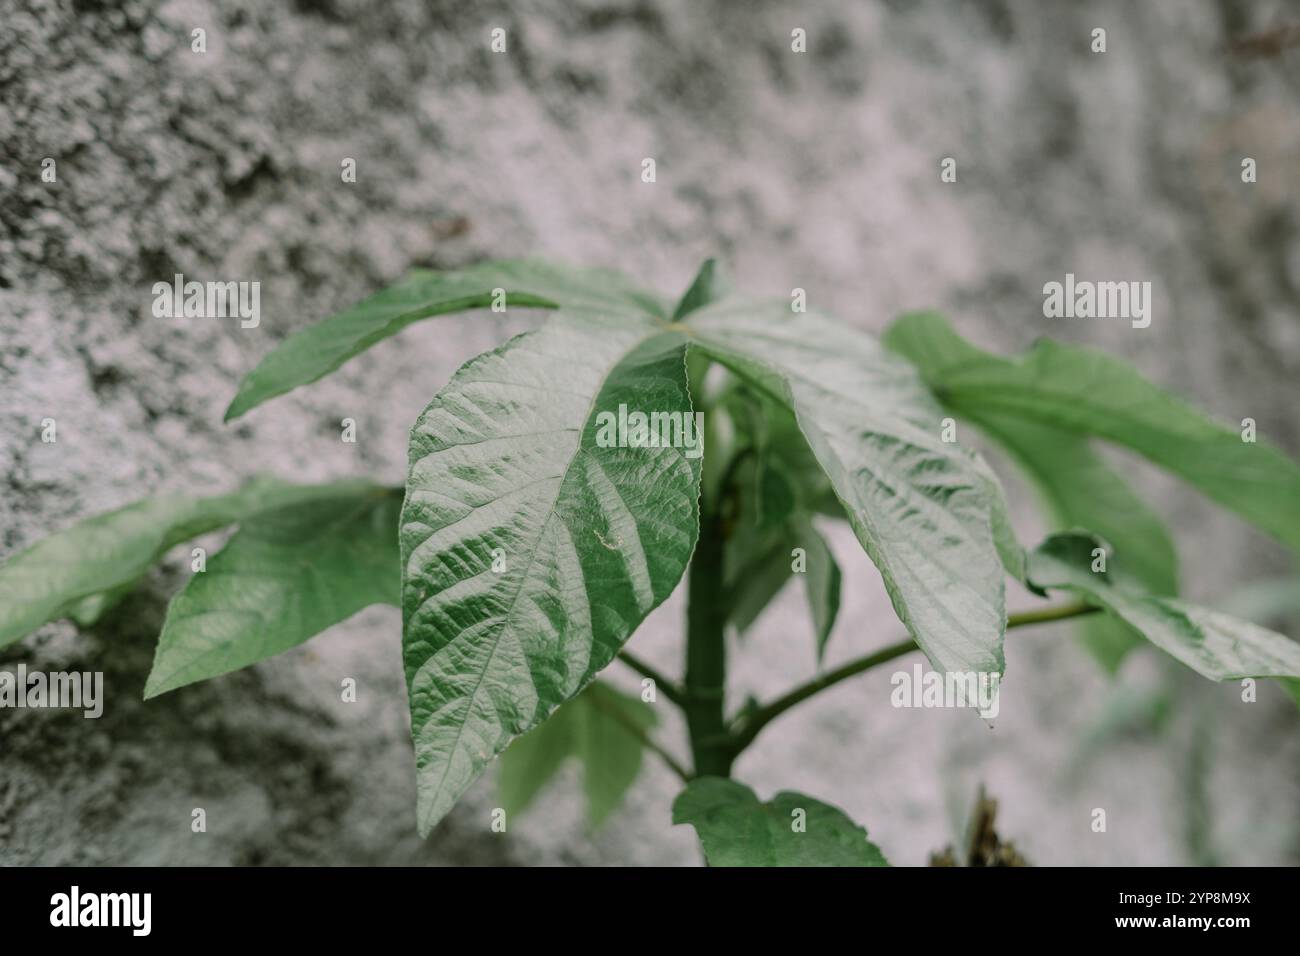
1 0 1298 865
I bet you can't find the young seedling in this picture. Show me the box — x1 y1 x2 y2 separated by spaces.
4 258 1300 864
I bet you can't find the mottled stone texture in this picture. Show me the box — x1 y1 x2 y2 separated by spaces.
1 0 1298 864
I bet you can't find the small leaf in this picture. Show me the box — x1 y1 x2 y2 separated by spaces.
671 258 732 320
144 484 401 698
795 515 842 663
402 308 700 834
1025 533 1300 682
975 412 1178 673
0 476 357 649
575 682 658 828
754 455 797 531
498 681 656 830
672 777 890 867
497 694 579 819
885 311 1300 553
726 538 794 636
225 259 666 420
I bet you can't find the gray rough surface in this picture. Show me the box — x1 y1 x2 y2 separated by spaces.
1 0 1298 865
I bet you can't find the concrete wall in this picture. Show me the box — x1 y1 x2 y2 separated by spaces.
2 0 1298 864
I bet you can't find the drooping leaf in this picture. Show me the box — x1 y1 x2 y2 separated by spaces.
753 455 797 531
975 412 1179 672
1025 533 1300 682
499 680 657 829
0 476 358 649
225 259 666 420
672 777 890 867
497 689 577 820
720 441 839 657
685 299 1014 676
721 450 796 636
719 382 843 520
401 307 700 834
726 537 794 636
144 484 402 698
885 311 1300 552
796 515 842 663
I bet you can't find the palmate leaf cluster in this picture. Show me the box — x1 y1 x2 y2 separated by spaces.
4 258 1299 864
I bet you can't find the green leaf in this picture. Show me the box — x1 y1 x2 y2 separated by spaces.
401 307 700 834
686 299 1013 676
1280 679 1300 709
721 383 843 520
0 476 356 649
672 777 890 867
498 680 657 829
796 515 842 663
225 259 666 420
672 258 732 321
726 538 794 636
1025 533 1300 682
975 412 1179 672
721 452 798 637
885 311 1300 552
144 484 401 698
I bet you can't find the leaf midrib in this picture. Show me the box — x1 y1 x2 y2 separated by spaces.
413 319 684 822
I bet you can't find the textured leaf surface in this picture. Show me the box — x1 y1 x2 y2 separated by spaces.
0 476 351 649
498 680 656 829
144 484 402 698
885 311 1300 552
976 412 1178 672
226 259 665 420
687 299 1012 675
1026 533 1300 682
673 777 889 867
401 307 699 834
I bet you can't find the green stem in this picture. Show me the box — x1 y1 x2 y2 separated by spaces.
684 508 733 778
727 601 1099 756
616 650 687 709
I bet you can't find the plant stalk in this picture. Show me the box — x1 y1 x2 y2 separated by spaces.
684 508 733 778
727 600 1100 755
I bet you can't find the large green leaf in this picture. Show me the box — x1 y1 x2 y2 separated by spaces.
1026 533 1300 682
672 777 890 867
976 412 1179 672
686 299 1014 676
401 307 700 834
225 259 665 420
498 680 656 829
144 484 402 698
0 476 354 649
885 311 1300 552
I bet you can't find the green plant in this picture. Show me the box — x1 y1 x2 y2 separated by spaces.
5 257 1300 864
